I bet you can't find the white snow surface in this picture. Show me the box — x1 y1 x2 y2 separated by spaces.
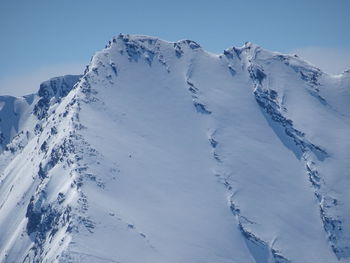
0 34 349 263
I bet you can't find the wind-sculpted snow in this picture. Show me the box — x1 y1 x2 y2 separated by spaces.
0 34 349 263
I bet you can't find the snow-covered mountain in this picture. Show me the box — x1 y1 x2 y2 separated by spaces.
0 34 349 263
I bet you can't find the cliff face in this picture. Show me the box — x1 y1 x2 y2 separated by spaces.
0 34 349 263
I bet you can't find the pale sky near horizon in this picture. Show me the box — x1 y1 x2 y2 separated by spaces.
0 0 349 96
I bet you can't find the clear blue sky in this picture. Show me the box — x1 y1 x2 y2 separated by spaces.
1 0 350 95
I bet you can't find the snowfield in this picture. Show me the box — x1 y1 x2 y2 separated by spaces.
0 34 349 263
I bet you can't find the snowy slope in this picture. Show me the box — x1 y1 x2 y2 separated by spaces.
0 34 349 263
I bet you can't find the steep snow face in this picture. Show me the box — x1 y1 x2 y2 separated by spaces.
0 35 349 263
244 47 350 259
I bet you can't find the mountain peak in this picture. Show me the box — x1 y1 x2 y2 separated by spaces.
243 41 260 50
1 35 349 263
34 74 81 120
